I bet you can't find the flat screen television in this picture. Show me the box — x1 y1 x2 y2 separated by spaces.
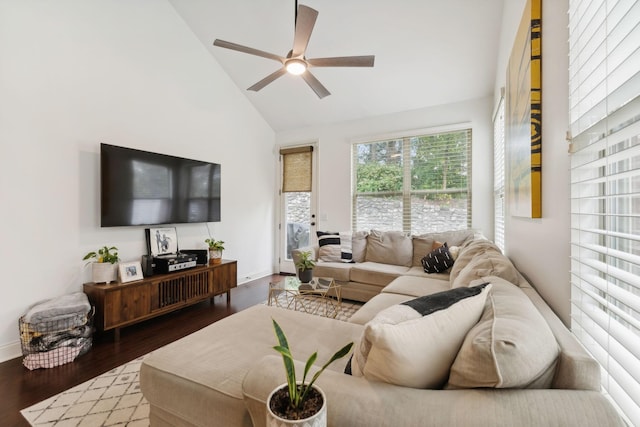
100 143 221 227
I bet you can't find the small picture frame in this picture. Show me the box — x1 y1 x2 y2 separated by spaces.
119 261 144 283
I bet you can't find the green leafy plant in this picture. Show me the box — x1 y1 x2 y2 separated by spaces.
294 250 315 271
205 238 225 251
271 318 353 411
82 246 119 264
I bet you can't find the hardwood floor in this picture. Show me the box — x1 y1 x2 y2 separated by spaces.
0 274 280 427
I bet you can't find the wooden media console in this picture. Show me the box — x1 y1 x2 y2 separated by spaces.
84 260 237 340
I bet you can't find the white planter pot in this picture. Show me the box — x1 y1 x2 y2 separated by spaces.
266 383 327 427
92 262 118 284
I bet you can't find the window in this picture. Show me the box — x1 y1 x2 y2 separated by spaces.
494 95 506 251
569 1 640 425
352 127 471 234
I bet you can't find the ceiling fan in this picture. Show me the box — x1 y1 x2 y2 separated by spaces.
212 2 375 99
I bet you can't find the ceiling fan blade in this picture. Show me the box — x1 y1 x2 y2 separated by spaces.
301 71 330 99
247 68 287 92
291 5 318 57
307 55 375 67
213 39 284 63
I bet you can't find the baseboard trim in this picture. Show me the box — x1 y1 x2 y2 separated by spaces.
0 341 22 363
237 269 276 285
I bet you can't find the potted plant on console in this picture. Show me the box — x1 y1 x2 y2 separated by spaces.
205 238 225 264
83 246 120 284
268 319 353 427
295 250 315 283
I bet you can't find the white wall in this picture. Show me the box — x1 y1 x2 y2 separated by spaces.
276 97 495 241
0 1 276 361
495 0 571 324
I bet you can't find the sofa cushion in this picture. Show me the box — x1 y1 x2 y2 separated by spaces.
313 261 352 282
351 231 369 262
381 275 450 297
421 242 454 273
339 231 353 262
449 238 497 277
451 252 522 288
411 229 475 266
403 266 451 281
349 283 491 389
350 262 410 287
348 292 416 325
350 276 450 325
449 238 527 288
365 230 413 267
447 277 559 389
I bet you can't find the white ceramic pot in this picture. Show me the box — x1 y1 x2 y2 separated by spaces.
266 383 327 427
92 262 118 284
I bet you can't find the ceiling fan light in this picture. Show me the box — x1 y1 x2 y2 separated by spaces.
286 59 307 75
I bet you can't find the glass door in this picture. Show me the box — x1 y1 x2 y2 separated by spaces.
279 145 317 274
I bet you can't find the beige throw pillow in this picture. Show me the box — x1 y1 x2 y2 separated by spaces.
349 283 491 389
447 277 559 389
317 231 341 262
365 230 413 267
351 230 369 262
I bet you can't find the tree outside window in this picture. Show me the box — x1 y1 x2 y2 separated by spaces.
353 128 471 234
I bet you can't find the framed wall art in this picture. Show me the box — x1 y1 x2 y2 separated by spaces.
506 0 542 218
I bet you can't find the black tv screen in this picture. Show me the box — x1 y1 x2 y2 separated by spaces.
100 143 221 227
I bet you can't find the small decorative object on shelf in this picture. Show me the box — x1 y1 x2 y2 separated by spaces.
83 246 120 284
118 261 144 283
294 250 315 283
205 238 225 264
267 319 353 427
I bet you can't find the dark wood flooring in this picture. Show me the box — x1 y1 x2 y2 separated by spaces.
0 274 280 427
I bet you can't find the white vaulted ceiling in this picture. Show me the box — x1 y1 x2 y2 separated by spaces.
168 0 505 132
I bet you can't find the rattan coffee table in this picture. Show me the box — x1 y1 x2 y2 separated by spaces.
268 276 342 318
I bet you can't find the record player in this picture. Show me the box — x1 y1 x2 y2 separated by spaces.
145 227 197 274
153 253 197 274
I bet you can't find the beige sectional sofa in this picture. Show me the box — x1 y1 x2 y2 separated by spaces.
293 229 477 302
140 231 626 427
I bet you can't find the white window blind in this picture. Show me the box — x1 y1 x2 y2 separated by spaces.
569 1 640 425
352 128 471 234
494 95 506 252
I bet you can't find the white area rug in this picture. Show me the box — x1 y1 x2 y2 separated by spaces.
20 355 148 426
20 297 363 426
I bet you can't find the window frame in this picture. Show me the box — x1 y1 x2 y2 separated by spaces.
351 124 472 234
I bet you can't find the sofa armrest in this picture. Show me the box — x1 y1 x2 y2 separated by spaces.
243 355 625 427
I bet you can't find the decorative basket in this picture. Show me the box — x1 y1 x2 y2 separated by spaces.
19 307 94 370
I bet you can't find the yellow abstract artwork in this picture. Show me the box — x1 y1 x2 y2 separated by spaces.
506 0 541 218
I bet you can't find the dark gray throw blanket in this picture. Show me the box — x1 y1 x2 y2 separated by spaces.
23 292 91 327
